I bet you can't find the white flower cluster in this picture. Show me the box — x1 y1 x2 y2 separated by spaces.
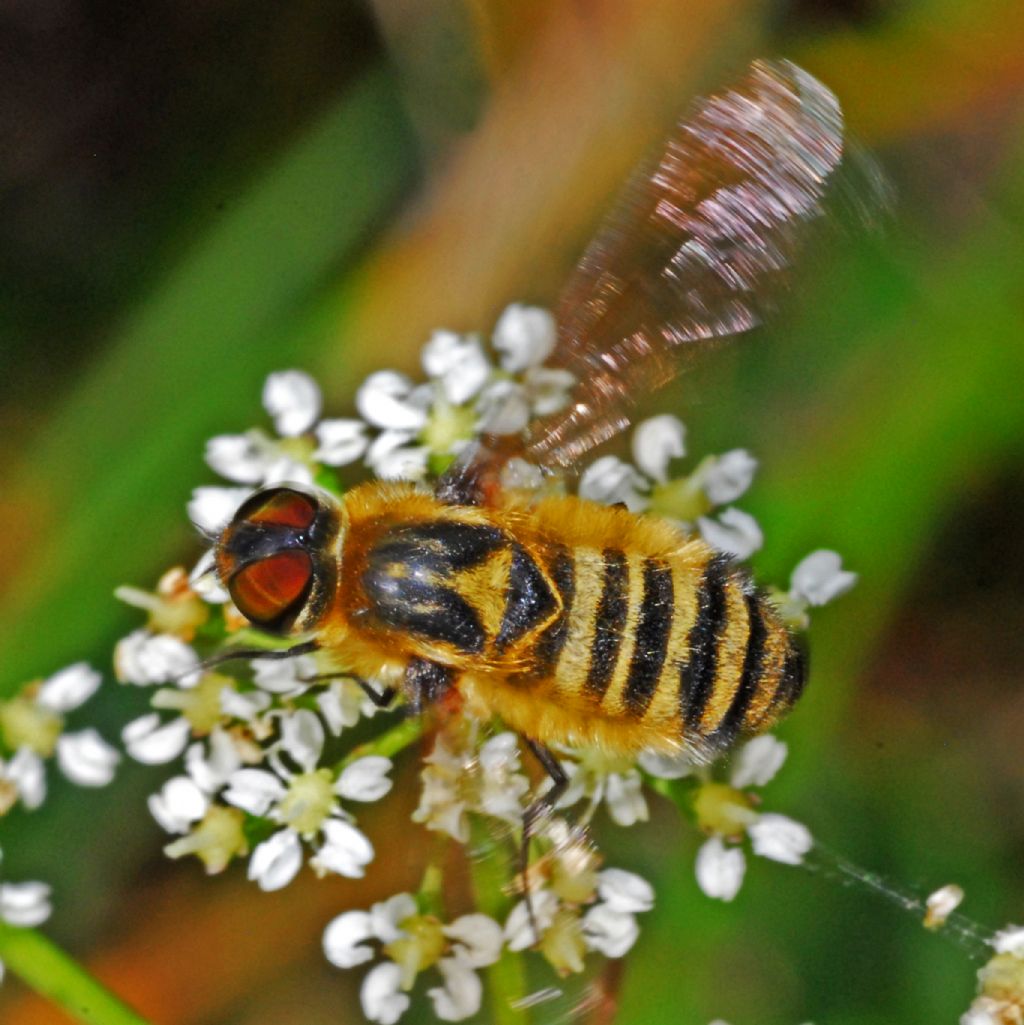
0 662 119 816
961 926 1024 1025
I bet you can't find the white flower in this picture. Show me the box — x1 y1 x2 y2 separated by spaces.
476 380 531 435
729 735 788 790
204 430 278 484
263 370 322 437
992 925 1024 957
505 889 559 950
492 303 556 372
36 663 102 713
579 456 648 511
250 655 317 697
370 893 418 942
924 883 965 929
698 507 763 559
699 449 758 505
581 903 640 958
55 729 120 786
428 953 483 1021
0 880 53 928
336 756 394 803
189 549 230 604
443 914 503 968
365 430 430 482
310 818 375 878
314 419 369 466
596 869 654 913
422 331 491 405
122 713 191 764
638 748 695 779
186 486 252 534
632 415 686 483
555 757 648 827
1 748 46 810
248 828 304 891
149 775 209 834
748 813 813 865
361 961 410 1025
323 910 377 968
476 733 530 823
115 631 200 687
695 837 746 901
357 371 429 430
790 550 858 606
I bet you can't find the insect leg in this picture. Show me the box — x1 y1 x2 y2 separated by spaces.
182 640 319 683
403 657 454 715
295 672 398 709
520 738 570 944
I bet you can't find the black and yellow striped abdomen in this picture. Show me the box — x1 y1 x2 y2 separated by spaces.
355 487 806 756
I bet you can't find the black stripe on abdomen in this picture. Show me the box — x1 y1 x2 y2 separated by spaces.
707 591 769 747
679 555 731 730
531 548 575 675
585 549 629 700
774 640 808 711
623 559 674 717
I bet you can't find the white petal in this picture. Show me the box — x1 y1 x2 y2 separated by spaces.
185 730 242 792
492 303 556 372
336 757 393 803
222 767 287 816
476 380 530 436
115 631 200 687
422 331 491 405
248 828 303 891
790 550 858 607
37 662 102 713
314 419 369 466
122 714 191 765
700 449 758 505
478 733 521 773
220 687 271 723
313 819 375 878
373 446 430 482
992 924 1024 956
279 708 325 771
263 370 322 437
357 371 428 430
578 456 648 511
500 458 544 491
250 655 316 696
204 430 277 484
924 884 964 927
604 771 648 827
370 893 418 943
443 914 504 968
581 905 639 958
187 486 252 535
748 813 813 865
189 549 230 604
8 748 46 809
260 457 315 487
322 909 376 968
597 869 654 914
524 366 575 416
0 881 53 928
695 837 746 901
637 749 695 780
504 889 559 950
631 415 686 484
960 1001 1002 1025
428 954 483 1021
56 729 120 786
729 735 788 790
697 507 763 559
361 962 410 1025
148 776 209 833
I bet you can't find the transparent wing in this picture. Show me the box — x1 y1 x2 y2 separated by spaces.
525 59 846 470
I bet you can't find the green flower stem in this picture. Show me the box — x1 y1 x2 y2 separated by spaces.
468 817 531 1025
335 715 425 772
0 923 154 1025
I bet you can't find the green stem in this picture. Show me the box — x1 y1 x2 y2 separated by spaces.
335 715 425 772
0 924 154 1025
467 817 531 1025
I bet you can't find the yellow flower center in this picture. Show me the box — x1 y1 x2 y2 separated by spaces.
278 769 336 836
0 696 62 756
693 781 757 839
385 915 446 989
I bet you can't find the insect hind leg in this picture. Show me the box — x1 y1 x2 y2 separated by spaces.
520 737 570 944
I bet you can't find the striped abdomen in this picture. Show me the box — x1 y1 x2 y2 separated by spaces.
527 544 806 751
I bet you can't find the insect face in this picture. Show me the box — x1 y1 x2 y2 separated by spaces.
215 485 342 636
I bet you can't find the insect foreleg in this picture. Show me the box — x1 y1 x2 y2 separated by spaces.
520 737 570 944
403 657 454 715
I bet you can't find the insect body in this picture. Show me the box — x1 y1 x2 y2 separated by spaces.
216 59 852 776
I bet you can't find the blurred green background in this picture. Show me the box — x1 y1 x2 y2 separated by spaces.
2 0 1023 1022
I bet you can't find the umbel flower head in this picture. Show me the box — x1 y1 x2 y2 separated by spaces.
103 303 856 1023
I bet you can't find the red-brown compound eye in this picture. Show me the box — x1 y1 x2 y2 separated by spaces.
229 550 313 627
239 489 318 530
